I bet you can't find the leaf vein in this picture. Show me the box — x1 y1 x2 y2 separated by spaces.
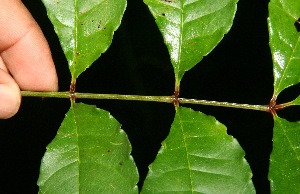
276 36 300 94
184 1 232 24
278 120 300 161
43 160 78 187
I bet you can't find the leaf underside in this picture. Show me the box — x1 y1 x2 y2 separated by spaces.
37 103 138 194
144 0 238 86
141 107 255 193
268 0 300 96
42 0 126 80
268 117 300 193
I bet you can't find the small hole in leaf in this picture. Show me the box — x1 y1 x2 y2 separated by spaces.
294 18 300 32
162 13 165 16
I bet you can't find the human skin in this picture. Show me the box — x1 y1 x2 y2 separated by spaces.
0 0 58 119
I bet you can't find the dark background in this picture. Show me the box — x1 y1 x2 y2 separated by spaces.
1 0 300 193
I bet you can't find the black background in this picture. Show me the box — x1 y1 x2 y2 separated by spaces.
1 0 300 193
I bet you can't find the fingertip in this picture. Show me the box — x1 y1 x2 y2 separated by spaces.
0 0 58 92
1 27 59 92
0 79 21 119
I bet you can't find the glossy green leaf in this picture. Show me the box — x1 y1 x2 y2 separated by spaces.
269 116 300 193
141 107 255 193
144 0 238 87
42 0 126 80
37 103 138 193
268 0 300 96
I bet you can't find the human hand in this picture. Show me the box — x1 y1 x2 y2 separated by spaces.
0 0 58 119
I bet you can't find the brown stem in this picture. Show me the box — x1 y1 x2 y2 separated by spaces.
69 81 76 102
268 95 277 116
172 85 180 107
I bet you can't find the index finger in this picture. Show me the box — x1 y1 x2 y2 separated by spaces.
0 0 58 91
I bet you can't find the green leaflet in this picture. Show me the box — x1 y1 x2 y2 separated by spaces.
268 0 300 96
269 116 300 193
268 1 300 192
42 0 126 80
144 0 238 87
37 103 138 194
141 107 255 193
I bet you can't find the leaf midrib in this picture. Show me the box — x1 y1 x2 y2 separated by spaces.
72 106 81 193
72 0 79 80
177 109 194 193
175 2 184 84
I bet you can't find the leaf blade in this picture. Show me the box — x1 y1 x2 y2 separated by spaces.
268 116 300 193
38 103 138 193
268 0 300 96
144 0 238 86
141 107 255 193
42 0 126 80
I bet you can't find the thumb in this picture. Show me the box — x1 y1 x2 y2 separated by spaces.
0 69 21 119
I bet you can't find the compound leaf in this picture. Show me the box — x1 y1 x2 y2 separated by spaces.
42 0 126 80
38 103 138 194
144 0 238 87
268 0 300 96
268 116 300 193
141 107 255 193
